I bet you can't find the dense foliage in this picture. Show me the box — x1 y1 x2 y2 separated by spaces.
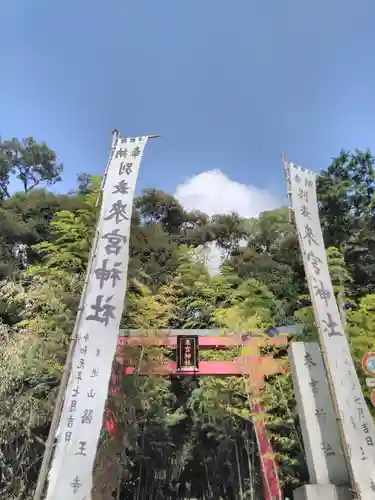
0 137 374 499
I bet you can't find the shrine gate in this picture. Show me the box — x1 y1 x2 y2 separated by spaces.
106 329 289 500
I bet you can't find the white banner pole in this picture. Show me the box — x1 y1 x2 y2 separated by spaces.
34 131 160 500
33 130 119 500
282 155 375 499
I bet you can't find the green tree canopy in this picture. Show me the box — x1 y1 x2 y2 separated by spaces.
0 137 63 198
1 141 375 499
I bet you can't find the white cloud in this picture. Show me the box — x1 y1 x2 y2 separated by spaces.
174 169 280 218
174 170 281 275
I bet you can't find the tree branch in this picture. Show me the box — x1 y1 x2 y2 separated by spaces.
0 183 11 198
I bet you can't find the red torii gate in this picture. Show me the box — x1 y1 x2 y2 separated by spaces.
106 330 288 500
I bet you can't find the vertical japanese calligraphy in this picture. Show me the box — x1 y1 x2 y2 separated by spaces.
284 158 375 499
288 342 349 485
45 135 149 500
176 335 199 370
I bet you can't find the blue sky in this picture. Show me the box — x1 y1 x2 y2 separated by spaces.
2 0 375 217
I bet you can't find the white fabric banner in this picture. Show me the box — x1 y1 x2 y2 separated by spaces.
46 135 149 500
285 159 375 499
288 342 349 485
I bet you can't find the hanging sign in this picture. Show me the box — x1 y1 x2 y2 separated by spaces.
177 335 199 370
284 158 375 499
361 353 375 376
46 134 150 500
